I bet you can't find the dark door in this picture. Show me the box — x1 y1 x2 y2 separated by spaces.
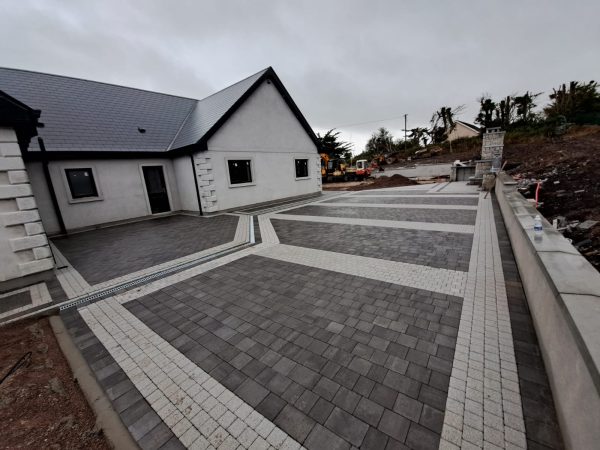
142 166 170 214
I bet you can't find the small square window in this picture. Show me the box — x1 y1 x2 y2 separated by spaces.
228 160 252 185
65 168 98 199
295 159 309 178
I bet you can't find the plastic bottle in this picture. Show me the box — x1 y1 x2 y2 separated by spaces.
534 215 543 234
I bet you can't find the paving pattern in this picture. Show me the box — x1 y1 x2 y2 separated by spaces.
60 182 564 450
0 282 52 320
52 214 239 285
271 219 473 272
324 196 479 206
273 214 474 234
120 255 462 450
492 197 564 449
282 205 477 225
439 196 526 449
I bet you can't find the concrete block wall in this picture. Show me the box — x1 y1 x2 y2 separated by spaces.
495 172 600 450
0 127 53 283
194 156 218 213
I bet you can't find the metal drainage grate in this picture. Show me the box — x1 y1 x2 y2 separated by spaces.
59 241 252 311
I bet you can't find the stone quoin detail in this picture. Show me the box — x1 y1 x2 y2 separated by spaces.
0 127 53 282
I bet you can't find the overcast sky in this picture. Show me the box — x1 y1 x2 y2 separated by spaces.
1 0 599 152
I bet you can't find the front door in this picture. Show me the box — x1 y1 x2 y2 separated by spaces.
142 166 170 214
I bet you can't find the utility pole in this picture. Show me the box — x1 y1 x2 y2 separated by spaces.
404 114 407 152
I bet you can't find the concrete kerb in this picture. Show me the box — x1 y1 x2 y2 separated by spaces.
495 172 600 450
49 315 139 450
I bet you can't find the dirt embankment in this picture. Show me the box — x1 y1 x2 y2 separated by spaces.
0 317 109 450
505 126 600 269
323 174 418 191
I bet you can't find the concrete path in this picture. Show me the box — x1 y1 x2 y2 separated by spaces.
61 182 563 450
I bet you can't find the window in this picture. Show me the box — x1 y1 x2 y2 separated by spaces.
227 160 252 185
295 159 309 178
65 168 98 199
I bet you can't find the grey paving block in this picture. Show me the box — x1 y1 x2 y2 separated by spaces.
314 377 341 401
309 398 336 424
332 387 360 413
296 389 319 414
256 393 286 421
404 422 440 450
305 424 351 450
393 392 423 423
354 376 375 398
378 409 410 443
325 407 370 447
354 397 385 427
361 426 389 450
369 384 397 410
53 214 238 284
418 404 444 434
235 378 269 407
286 204 477 225
128 409 162 441
383 372 421 399
137 422 174 450
274 404 317 443
417 385 446 411
271 219 472 271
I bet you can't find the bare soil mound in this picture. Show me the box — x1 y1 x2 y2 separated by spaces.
345 174 418 191
0 317 109 449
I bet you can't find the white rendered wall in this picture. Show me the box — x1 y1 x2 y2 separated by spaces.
202 80 320 211
0 127 53 282
26 161 61 235
36 158 181 232
173 156 199 212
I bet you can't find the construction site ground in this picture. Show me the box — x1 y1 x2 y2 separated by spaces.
0 317 109 449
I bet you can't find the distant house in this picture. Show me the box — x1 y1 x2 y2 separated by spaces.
0 66 321 239
446 120 480 142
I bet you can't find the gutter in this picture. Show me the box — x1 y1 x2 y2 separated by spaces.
190 153 203 216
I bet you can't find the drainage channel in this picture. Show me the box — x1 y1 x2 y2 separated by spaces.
59 242 252 310
0 216 256 325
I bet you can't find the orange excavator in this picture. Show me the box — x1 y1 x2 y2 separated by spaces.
320 153 348 182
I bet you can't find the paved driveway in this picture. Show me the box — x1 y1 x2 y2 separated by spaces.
62 183 563 450
52 214 240 285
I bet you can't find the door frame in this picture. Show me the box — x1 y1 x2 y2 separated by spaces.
139 163 173 215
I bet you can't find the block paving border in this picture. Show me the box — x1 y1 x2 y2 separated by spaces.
439 194 527 449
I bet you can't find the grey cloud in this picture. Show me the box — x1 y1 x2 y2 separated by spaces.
1 0 599 151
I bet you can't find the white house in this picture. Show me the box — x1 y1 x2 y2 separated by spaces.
446 120 480 142
0 67 322 237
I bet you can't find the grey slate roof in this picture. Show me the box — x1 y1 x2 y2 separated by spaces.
170 69 268 149
0 67 268 153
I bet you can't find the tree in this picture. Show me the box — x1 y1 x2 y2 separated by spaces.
430 106 463 143
317 129 353 159
513 91 541 123
365 127 395 157
495 96 514 129
408 127 429 147
475 96 497 129
544 81 600 123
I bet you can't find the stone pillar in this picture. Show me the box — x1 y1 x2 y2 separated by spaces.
315 156 322 190
475 127 505 179
0 127 54 285
194 156 218 213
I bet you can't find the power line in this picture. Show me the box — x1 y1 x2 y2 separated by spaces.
327 114 408 129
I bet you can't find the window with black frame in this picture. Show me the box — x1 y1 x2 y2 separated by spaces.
295 158 309 178
227 159 252 184
65 168 98 199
